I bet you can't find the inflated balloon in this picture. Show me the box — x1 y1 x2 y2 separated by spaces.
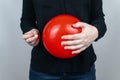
42 14 82 59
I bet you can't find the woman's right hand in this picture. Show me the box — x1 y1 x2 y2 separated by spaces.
22 28 40 46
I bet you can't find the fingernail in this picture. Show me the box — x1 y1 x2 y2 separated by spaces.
72 24 75 26
64 47 67 49
61 36 66 39
61 42 63 46
72 52 75 54
72 51 78 54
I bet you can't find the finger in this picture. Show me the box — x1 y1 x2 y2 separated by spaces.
26 34 38 43
29 41 36 46
34 38 40 46
61 33 86 40
28 38 40 46
72 47 87 54
72 22 86 28
61 34 81 40
61 40 82 46
64 44 84 50
22 33 34 40
33 30 39 35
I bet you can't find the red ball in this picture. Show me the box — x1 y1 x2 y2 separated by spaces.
42 14 82 59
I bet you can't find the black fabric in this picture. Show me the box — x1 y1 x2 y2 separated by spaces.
20 0 107 74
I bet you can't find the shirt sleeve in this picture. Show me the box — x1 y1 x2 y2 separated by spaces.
20 0 37 34
90 0 107 41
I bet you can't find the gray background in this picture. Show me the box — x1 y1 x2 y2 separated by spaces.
0 0 120 80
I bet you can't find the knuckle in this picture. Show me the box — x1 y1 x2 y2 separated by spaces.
26 39 31 43
82 33 87 38
71 46 76 50
78 44 83 49
69 41 74 45
80 39 85 43
69 35 74 39
74 41 78 45
83 39 88 43
74 34 79 39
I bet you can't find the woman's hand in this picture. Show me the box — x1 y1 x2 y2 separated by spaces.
22 28 40 46
61 22 98 54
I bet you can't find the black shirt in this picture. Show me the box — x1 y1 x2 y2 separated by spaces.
20 0 107 74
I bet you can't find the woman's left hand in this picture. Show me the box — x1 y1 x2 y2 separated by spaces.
61 22 98 54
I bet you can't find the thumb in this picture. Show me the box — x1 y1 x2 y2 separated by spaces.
72 22 86 28
32 29 39 35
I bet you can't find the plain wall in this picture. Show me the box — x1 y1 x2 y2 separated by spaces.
0 0 120 80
